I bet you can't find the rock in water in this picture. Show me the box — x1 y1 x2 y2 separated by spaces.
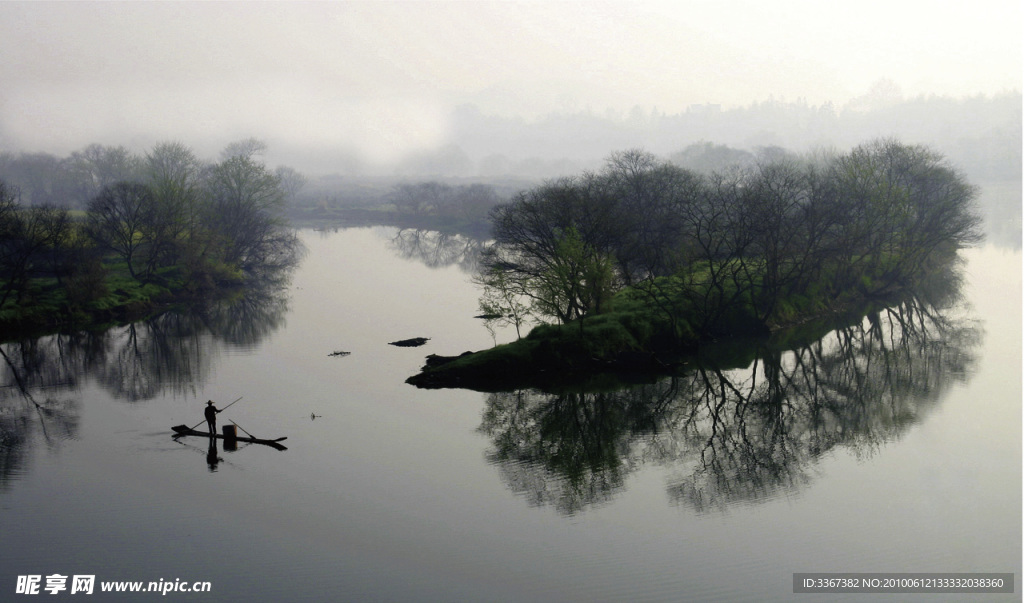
388 337 430 347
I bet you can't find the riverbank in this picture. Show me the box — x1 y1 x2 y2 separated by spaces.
404 301 901 392
406 259 955 391
286 205 493 239
0 262 245 344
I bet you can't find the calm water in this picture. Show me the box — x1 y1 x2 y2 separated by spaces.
0 225 1019 602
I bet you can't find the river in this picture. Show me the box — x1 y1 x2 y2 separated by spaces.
0 224 1019 602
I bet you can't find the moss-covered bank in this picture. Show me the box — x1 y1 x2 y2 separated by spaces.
406 264 941 391
0 262 245 343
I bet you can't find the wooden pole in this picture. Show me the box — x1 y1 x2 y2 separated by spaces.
230 420 256 439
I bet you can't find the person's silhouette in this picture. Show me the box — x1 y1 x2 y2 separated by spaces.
204 400 221 434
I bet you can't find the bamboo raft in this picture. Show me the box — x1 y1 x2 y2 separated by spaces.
171 425 288 451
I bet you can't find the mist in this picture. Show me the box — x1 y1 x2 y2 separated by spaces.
0 1 1019 176
0 0 1019 248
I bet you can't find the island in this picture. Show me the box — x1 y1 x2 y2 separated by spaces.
408 140 982 390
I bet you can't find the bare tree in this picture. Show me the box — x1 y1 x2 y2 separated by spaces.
69 144 143 199
0 182 75 309
219 138 268 162
202 154 296 275
274 165 308 201
144 142 205 273
86 182 155 280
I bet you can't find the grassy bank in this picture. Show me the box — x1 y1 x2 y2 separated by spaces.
0 261 242 343
406 254 950 391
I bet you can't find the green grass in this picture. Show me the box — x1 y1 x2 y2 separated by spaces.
409 249 955 389
0 253 244 342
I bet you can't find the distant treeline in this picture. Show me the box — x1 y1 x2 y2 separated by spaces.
206 91 1018 183
4 88 1016 238
291 179 508 237
0 142 518 237
0 139 308 209
0 139 299 336
447 90 1021 183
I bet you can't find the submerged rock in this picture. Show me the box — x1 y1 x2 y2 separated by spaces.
389 337 430 347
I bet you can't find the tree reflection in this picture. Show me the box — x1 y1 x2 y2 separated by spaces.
479 283 981 515
389 228 485 273
0 345 80 492
481 389 651 514
0 274 292 489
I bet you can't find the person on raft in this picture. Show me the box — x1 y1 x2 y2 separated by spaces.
205 400 221 434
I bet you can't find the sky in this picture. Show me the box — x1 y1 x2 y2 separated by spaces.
0 1 1020 164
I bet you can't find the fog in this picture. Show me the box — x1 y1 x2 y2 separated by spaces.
0 1 1019 177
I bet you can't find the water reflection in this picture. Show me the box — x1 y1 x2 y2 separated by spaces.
480 285 982 515
0 346 79 493
310 225 487 272
389 228 485 272
206 436 222 472
0 277 291 489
